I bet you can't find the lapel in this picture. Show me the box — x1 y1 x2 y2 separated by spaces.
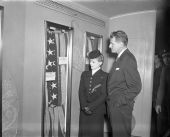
108 49 130 79
93 69 102 77
116 48 129 63
86 70 92 76
108 61 118 79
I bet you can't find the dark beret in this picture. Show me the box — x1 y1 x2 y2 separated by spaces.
88 50 102 59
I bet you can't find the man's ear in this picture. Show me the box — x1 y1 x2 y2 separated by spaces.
120 41 124 47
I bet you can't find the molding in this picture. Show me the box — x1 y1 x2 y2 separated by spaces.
55 0 108 21
35 0 106 27
110 10 156 20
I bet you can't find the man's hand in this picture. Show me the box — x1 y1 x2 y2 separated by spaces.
155 105 161 114
115 96 127 107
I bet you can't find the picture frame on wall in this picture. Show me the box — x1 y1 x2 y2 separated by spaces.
84 32 103 71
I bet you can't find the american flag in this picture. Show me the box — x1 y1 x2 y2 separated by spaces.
46 28 61 108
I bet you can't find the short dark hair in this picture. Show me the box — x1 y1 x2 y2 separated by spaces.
110 30 128 46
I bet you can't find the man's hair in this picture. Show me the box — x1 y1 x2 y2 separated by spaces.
110 30 128 46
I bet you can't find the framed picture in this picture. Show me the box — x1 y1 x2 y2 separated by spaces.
84 32 103 70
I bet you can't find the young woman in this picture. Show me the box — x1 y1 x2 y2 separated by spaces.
78 50 108 137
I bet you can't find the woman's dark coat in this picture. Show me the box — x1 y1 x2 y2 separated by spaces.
78 69 108 137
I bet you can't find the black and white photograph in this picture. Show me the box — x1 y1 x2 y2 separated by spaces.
1 0 170 137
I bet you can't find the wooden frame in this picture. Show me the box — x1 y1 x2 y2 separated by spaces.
84 32 103 70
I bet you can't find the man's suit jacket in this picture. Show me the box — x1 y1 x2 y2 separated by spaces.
107 49 142 108
156 65 170 106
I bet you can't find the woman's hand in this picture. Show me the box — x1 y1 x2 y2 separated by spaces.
83 107 92 115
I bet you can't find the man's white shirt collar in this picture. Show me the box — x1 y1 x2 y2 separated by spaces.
117 48 127 60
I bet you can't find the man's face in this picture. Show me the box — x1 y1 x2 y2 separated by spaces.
109 37 123 54
163 56 167 65
162 55 170 65
154 55 160 65
154 55 162 69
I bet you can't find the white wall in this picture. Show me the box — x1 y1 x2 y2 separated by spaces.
108 11 156 137
1 1 26 136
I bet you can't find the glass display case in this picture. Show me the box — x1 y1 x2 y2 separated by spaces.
42 21 73 137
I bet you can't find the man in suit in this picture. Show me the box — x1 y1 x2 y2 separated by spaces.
107 30 142 137
150 54 163 137
155 51 170 137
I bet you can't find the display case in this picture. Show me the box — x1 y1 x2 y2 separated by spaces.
42 21 73 137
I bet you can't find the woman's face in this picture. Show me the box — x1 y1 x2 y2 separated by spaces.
90 58 102 70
